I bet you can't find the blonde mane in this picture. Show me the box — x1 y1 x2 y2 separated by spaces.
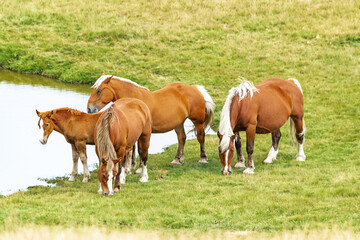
218 79 259 153
38 107 83 119
95 105 118 172
92 75 149 91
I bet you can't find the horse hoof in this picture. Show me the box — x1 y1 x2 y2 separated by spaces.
234 162 246 169
296 155 306 161
114 187 120 193
171 159 183 165
198 158 208 164
135 167 143 174
263 158 274 164
82 178 89 183
68 177 75 182
139 177 148 183
243 168 255 174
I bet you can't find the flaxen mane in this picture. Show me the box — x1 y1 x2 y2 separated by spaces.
92 75 149 91
218 78 259 153
95 104 118 172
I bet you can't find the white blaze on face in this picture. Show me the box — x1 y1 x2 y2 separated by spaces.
107 170 114 195
39 128 47 144
224 149 229 172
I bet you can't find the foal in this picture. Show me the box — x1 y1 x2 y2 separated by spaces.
36 108 101 182
218 78 306 175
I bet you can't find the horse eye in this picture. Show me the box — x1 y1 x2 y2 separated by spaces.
97 89 102 95
102 173 106 178
45 123 49 127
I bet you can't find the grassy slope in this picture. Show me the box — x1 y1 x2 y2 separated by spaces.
0 0 360 235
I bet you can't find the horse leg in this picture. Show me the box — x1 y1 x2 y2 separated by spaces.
171 122 186 165
243 125 256 174
195 123 208 163
234 132 246 169
135 144 144 175
291 117 306 161
131 144 137 170
76 142 90 182
69 144 79 182
264 129 281 164
114 146 126 192
113 161 121 192
124 149 132 176
138 135 150 182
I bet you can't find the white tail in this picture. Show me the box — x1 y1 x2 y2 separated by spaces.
196 85 215 130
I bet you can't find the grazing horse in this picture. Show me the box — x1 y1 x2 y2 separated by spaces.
217 78 306 175
36 108 102 182
87 74 215 166
95 98 151 196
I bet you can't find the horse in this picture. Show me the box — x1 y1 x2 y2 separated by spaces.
217 78 306 175
87 74 215 168
95 98 152 196
36 108 102 182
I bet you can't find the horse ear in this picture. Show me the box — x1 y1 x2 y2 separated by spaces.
217 131 221 139
103 76 112 85
36 109 41 116
230 134 236 141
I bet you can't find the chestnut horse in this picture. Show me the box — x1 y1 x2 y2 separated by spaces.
36 108 102 182
87 75 215 166
217 78 306 175
95 98 151 196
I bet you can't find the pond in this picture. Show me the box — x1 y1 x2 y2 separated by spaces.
0 70 215 196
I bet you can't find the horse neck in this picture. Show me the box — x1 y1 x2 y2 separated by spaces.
110 80 152 102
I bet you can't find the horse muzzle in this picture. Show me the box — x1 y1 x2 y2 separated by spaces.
221 169 232 175
87 105 99 113
39 137 48 145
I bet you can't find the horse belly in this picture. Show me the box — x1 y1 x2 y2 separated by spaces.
256 97 291 133
151 102 188 133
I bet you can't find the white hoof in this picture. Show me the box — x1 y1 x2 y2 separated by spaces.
243 168 255 174
234 161 246 169
120 176 126 185
125 168 131 175
296 155 306 161
82 177 89 183
171 158 183 165
135 167 143 175
263 157 274 164
139 176 148 183
198 158 208 164
97 185 102 194
68 176 75 182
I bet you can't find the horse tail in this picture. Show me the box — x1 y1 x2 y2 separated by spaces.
196 85 215 130
96 104 117 171
288 78 306 144
290 117 306 144
218 78 258 153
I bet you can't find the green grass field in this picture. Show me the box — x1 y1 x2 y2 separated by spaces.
0 0 359 238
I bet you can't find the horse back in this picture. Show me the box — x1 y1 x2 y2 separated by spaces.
234 78 303 133
150 83 205 132
112 98 151 148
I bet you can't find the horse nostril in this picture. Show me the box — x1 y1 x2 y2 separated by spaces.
103 192 108 196
87 107 91 113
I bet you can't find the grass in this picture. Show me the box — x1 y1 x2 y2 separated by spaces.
0 0 360 238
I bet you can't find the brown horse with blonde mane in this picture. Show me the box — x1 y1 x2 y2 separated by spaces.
36 108 102 182
218 78 306 175
95 98 151 196
87 74 215 167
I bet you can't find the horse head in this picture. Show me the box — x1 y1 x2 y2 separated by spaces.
97 157 120 196
217 132 235 175
36 109 55 145
87 74 115 113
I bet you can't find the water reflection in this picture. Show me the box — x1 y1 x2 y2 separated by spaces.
0 70 215 196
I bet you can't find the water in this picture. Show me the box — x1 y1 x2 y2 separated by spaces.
0 70 215 196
